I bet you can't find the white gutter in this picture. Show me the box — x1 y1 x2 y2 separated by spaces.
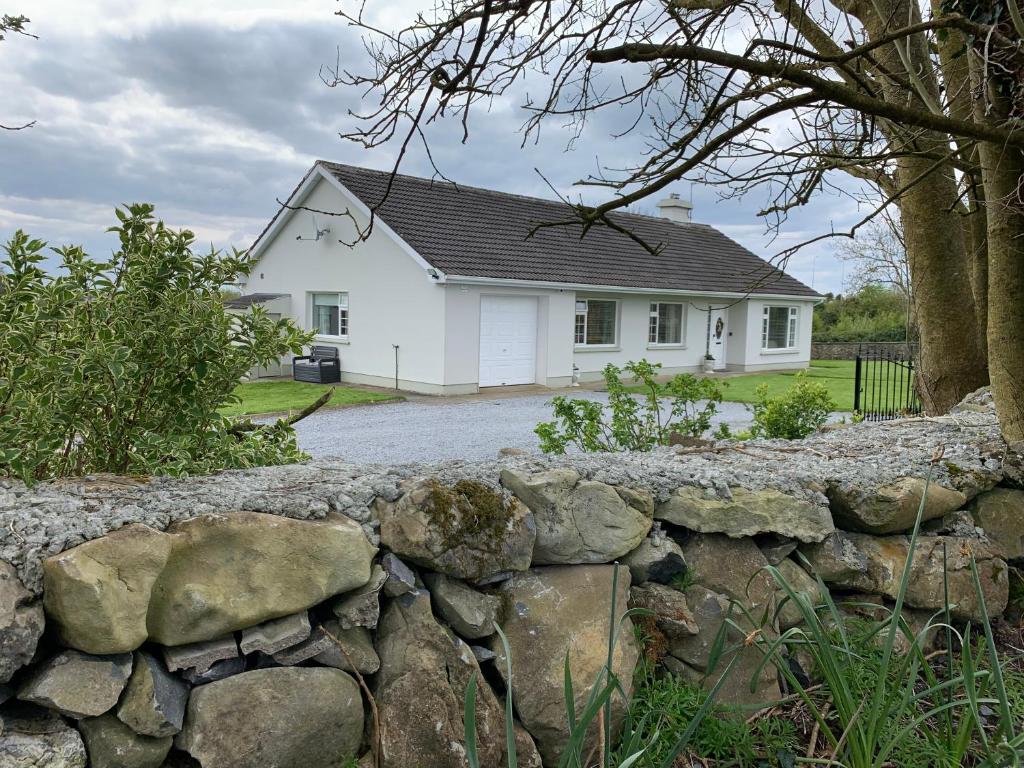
438 273 822 301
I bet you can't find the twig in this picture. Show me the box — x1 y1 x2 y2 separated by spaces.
7 521 24 543
806 700 831 759
324 627 382 768
228 387 335 434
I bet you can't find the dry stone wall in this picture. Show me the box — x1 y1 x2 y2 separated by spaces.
0 390 1022 768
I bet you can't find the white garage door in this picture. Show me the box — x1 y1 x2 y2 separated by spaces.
479 295 538 387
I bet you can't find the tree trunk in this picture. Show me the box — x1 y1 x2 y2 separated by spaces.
975 108 1024 442
897 161 989 414
846 0 989 413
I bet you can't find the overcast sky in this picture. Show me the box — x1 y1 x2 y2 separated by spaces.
1 0 868 293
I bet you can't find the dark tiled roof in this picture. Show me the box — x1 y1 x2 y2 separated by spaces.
225 292 288 309
318 162 820 298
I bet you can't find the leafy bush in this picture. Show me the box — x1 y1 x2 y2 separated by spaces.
0 205 313 482
748 373 835 439
535 360 723 453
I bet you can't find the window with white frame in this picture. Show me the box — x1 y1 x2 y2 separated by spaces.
574 299 617 346
762 305 798 349
312 292 349 337
648 302 684 345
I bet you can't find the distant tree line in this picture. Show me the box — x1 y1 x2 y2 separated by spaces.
813 285 911 344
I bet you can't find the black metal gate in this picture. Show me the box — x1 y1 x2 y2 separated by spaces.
853 345 922 421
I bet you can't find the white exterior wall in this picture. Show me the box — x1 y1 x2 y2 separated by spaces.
569 293 814 380
242 177 449 393
735 298 817 371
443 284 575 390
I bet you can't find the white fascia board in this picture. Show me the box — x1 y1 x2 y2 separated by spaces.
440 274 821 302
248 164 322 260
247 163 445 283
314 165 445 281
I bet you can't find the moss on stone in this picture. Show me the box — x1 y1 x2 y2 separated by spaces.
423 478 516 550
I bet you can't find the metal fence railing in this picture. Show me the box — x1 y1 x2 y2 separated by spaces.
853 345 923 421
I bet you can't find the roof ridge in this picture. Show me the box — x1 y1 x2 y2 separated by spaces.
316 160 710 229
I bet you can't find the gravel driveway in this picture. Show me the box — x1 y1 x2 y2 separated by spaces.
287 391 777 464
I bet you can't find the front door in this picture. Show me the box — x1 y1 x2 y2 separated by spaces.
709 308 728 370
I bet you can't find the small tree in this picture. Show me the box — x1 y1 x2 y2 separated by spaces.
0 204 313 482
535 360 723 453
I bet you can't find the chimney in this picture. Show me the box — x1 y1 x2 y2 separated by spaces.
656 193 693 223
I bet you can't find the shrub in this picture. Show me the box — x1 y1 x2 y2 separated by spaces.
748 373 835 439
535 360 723 453
0 205 313 482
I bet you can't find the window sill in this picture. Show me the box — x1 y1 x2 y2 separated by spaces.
315 335 350 345
760 347 798 355
574 344 619 352
646 343 686 350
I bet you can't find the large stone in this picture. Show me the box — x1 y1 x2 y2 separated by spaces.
656 487 834 543
42 525 173 654
17 650 132 719
490 565 638 765
500 469 651 564
330 564 387 629
0 560 44 684
116 651 189 738
667 586 781 708
378 478 536 580
774 559 822 630
678 534 776 613
422 572 499 640
827 477 967 534
374 589 507 768
175 667 363 768
78 713 172 768
620 532 687 585
314 623 381 674
629 583 699 641
147 512 376 646
0 703 87 768
971 488 1024 561
800 532 1008 620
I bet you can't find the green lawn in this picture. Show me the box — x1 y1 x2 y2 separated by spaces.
626 360 866 411
221 380 402 418
717 360 858 411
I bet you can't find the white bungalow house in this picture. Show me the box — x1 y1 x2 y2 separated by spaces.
238 161 821 394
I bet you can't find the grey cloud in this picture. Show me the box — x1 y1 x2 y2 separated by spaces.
2 10 850 292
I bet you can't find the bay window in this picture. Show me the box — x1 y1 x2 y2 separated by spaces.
762 305 797 350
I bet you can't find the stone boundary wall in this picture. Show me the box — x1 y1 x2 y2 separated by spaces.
1 390 1022 768
811 341 918 360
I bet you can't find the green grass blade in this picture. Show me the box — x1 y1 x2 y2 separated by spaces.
655 653 739 768
464 671 480 768
969 554 1016 745
494 624 519 767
